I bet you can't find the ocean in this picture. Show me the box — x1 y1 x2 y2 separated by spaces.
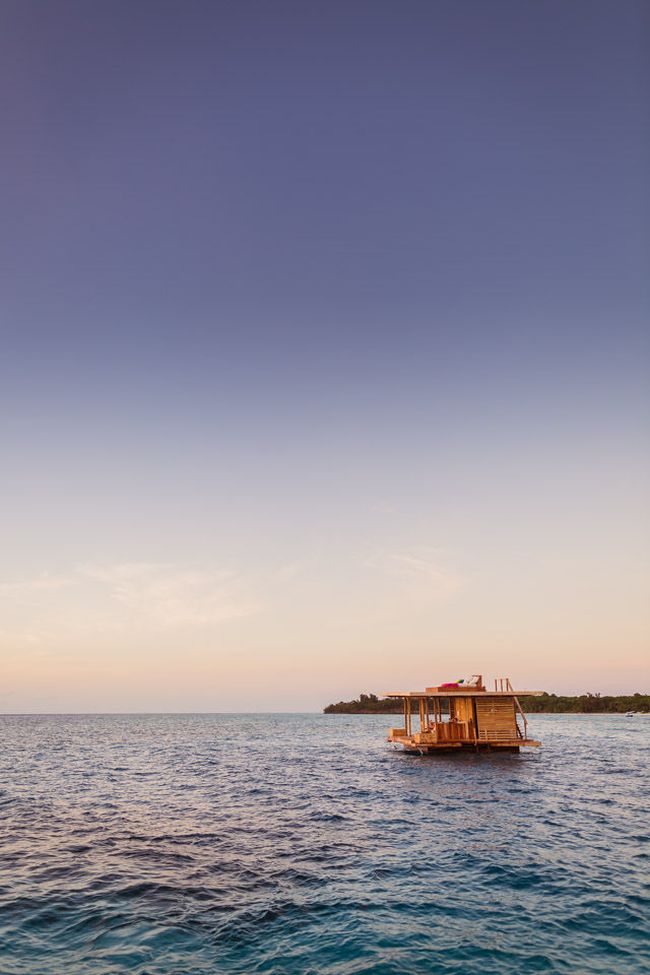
0 713 648 974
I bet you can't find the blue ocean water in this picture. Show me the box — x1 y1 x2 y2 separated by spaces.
0 713 648 975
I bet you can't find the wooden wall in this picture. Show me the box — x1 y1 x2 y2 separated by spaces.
475 698 517 741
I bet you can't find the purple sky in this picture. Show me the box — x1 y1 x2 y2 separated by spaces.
1 1 648 709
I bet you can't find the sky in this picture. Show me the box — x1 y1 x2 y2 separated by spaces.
1 0 648 712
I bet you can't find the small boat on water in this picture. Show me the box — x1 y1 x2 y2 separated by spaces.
384 674 542 753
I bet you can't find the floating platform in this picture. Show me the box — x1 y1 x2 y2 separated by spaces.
383 675 541 753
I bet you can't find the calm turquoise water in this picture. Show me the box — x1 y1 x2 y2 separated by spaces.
0 713 648 974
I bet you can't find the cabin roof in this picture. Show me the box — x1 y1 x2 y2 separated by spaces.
382 690 543 698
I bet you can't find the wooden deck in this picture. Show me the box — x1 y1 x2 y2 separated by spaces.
388 727 540 752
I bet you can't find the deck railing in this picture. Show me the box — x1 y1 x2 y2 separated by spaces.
513 696 528 740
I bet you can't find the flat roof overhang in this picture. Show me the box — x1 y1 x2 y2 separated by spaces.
382 690 544 698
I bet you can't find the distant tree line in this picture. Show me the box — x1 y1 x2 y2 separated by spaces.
323 692 650 714
519 692 650 713
323 693 408 714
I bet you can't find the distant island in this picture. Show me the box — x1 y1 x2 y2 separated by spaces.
323 692 650 714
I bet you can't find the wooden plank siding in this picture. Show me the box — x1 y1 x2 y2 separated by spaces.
475 698 517 741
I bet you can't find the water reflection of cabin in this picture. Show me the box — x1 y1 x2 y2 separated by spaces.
384 675 541 752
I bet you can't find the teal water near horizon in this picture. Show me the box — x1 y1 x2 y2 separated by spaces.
0 713 648 974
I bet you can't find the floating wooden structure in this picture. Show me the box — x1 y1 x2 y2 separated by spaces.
384 675 541 752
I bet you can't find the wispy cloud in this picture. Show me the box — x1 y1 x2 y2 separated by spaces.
0 562 262 635
0 574 74 597
271 561 304 582
80 562 260 627
366 548 463 604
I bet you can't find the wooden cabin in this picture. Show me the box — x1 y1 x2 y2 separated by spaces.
383 675 541 752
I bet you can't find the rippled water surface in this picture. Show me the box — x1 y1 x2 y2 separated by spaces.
0 713 649 974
